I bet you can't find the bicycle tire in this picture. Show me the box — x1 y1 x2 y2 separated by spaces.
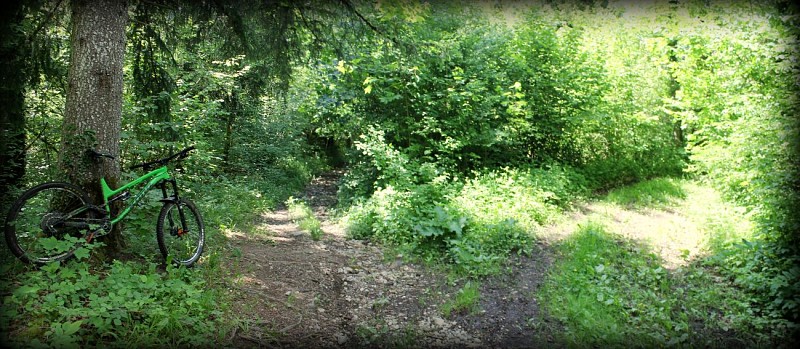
4 182 96 264
156 198 205 266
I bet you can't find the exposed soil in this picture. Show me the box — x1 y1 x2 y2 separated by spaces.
221 171 750 348
224 171 562 348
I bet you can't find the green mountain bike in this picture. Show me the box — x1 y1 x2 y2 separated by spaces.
3 146 204 266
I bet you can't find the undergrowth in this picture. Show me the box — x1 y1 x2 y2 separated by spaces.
342 164 587 277
539 221 774 348
339 129 589 277
538 179 795 347
0 246 229 348
1 173 292 347
286 197 323 240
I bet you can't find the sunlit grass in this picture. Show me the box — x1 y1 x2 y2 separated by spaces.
605 177 686 209
541 178 754 268
286 197 323 240
675 182 755 253
539 220 765 347
538 178 776 347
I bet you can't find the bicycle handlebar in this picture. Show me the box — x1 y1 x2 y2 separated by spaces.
129 146 196 171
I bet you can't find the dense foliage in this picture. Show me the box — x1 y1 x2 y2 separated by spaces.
299 0 799 336
1 0 797 346
305 5 684 187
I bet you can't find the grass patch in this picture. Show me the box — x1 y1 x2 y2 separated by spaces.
286 197 323 240
605 177 686 209
539 219 782 347
441 281 481 317
539 221 637 346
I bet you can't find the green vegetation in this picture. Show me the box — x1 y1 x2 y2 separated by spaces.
0 179 277 347
0 244 229 347
542 222 724 347
540 178 792 347
441 281 481 317
1 0 797 346
286 197 324 241
605 177 687 209
342 160 587 276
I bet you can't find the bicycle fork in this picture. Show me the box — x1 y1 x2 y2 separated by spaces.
159 179 190 238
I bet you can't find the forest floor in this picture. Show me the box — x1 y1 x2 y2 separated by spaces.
222 171 711 348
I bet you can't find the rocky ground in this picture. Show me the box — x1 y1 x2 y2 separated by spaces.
223 171 564 348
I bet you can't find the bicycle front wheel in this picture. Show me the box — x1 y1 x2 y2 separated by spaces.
156 199 205 266
4 182 96 264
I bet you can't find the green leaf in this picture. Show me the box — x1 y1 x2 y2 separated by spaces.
38 237 60 251
41 261 61 274
61 320 83 336
448 216 467 236
414 224 441 237
73 247 90 260
13 285 41 297
336 60 349 74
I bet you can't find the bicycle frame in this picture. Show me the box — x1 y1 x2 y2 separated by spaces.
100 166 173 225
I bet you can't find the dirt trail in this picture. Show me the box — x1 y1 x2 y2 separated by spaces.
224 171 560 348
220 173 750 348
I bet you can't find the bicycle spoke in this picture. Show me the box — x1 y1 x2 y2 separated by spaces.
5 183 96 264
157 199 205 266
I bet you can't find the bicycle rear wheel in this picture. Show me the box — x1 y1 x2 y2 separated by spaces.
156 199 204 266
4 182 97 264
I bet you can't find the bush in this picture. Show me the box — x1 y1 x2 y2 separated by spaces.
341 132 588 275
1 259 228 348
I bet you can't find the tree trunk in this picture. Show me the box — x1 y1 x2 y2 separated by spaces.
60 0 128 255
0 2 28 212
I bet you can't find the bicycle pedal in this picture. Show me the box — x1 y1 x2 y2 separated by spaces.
85 231 96 243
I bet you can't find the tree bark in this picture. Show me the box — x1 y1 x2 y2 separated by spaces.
60 0 128 254
0 2 28 212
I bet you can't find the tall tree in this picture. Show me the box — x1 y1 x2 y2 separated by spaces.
59 0 128 252
0 2 29 210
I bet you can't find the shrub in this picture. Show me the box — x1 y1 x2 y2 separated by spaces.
342 146 589 276
1 259 228 347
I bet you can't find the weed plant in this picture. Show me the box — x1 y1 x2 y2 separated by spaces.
286 197 324 240
539 179 793 347
342 157 588 276
0 173 293 347
0 250 229 347
441 281 481 317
